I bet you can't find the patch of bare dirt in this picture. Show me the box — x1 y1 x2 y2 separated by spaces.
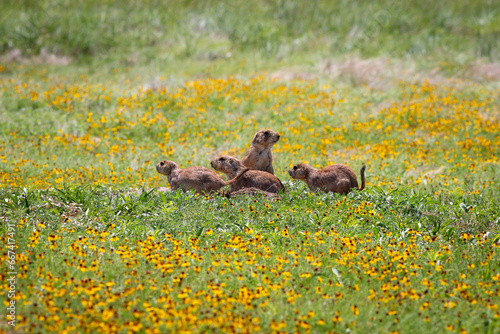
1 48 71 65
141 77 168 91
323 57 402 90
268 58 499 90
228 187 278 198
466 62 500 82
269 69 316 81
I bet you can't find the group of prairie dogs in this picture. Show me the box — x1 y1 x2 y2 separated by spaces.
156 129 366 196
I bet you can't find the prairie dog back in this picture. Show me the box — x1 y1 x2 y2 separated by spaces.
156 160 249 194
289 163 365 195
211 155 285 194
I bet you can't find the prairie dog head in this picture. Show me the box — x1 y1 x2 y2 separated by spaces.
210 155 242 175
288 163 312 181
251 129 280 149
156 160 178 176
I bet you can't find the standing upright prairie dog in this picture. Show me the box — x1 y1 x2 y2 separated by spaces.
211 155 286 194
288 163 366 195
241 129 280 175
156 160 249 194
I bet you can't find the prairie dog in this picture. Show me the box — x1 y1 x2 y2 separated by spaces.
156 160 249 194
211 155 285 194
288 163 365 195
241 129 280 175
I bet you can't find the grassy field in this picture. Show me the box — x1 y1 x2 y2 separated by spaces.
1 1 500 333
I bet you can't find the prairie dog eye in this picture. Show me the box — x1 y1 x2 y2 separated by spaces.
264 130 270 135
293 166 298 170
160 161 165 166
220 157 225 161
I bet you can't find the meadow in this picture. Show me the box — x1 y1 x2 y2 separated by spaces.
1 0 500 333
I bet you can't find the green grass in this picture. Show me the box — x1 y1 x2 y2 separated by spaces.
2 184 499 243
1 0 500 333
2 0 499 74
1 186 499 333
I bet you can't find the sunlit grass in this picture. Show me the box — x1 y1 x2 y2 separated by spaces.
1 181 499 333
1 69 498 196
1 188 499 333
1 64 499 334
1 1 500 332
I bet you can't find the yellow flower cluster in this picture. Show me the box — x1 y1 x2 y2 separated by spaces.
1 221 498 333
1 73 498 193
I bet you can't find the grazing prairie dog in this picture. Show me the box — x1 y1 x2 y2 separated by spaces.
288 163 366 195
241 129 280 175
156 160 249 194
211 155 286 194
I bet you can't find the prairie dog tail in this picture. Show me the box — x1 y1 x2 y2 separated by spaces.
225 168 250 185
358 165 366 191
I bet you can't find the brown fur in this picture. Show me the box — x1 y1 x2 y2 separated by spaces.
241 129 280 175
211 155 286 194
288 163 366 195
156 160 249 194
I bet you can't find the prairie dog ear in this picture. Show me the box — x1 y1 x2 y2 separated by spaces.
229 158 239 170
252 131 264 145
